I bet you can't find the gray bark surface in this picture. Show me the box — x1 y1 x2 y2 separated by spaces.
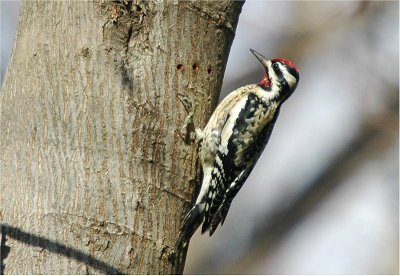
0 1 243 274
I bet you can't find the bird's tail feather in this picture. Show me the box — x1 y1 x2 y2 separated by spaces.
174 204 205 273
176 203 205 249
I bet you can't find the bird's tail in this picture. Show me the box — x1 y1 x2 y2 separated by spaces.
173 203 205 273
176 203 205 248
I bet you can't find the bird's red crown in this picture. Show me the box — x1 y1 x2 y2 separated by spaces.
272 58 299 73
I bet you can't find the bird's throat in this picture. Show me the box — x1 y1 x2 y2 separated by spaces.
258 73 271 90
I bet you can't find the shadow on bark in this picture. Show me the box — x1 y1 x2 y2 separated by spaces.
0 224 124 274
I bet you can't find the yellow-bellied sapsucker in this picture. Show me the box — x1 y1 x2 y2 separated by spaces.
177 49 300 247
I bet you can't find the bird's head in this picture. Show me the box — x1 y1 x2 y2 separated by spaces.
250 49 299 99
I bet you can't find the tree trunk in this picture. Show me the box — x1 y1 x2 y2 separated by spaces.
0 1 243 274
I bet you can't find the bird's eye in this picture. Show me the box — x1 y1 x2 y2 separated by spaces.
272 63 280 71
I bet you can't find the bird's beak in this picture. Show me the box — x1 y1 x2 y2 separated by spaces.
250 49 269 68
250 49 271 89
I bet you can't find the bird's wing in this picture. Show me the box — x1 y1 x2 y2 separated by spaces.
201 92 276 234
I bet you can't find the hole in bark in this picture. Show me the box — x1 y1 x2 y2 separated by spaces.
207 66 212 74
177 64 183 70
192 63 199 71
136 5 142 12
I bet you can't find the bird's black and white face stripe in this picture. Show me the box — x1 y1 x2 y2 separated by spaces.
268 59 299 91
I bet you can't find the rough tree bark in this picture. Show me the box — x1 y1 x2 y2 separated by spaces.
0 1 243 274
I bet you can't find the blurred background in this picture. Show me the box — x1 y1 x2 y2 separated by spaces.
1 1 399 274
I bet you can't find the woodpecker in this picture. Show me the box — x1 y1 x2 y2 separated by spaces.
177 49 300 248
